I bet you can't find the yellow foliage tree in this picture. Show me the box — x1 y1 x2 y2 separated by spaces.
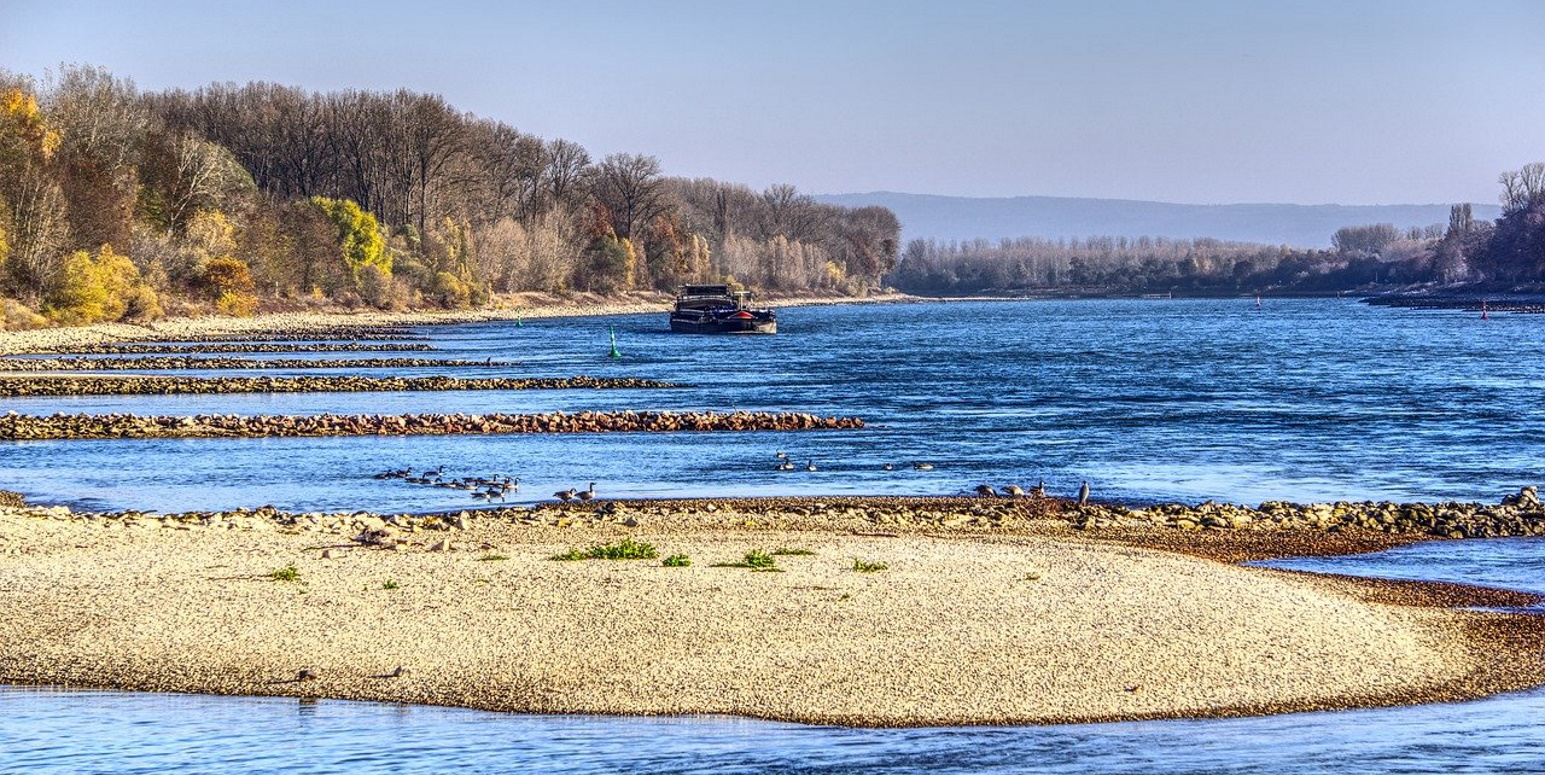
311 196 390 282
43 245 159 324
0 89 61 164
201 256 258 317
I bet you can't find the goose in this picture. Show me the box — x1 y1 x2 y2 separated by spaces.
912 462 934 471
1002 484 1025 497
577 482 596 501
775 451 788 459
554 488 576 501
975 484 997 498
500 478 519 492
882 463 895 471
805 461 818 472
1031 480 1046 497
777 459 795 471
1078 481 1091 504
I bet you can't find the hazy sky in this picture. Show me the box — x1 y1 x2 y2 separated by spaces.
3 0 1542 205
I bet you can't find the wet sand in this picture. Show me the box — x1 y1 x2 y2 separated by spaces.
1 500 1540 727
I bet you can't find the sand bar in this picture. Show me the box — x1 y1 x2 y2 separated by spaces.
1 499 1540 727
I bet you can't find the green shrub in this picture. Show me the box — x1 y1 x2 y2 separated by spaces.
662 553 691 567
852 558 889 573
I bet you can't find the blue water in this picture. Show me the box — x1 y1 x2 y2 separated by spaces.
3 298 1542 513
4 298 1545 772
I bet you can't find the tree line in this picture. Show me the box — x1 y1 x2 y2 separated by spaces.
888 166 1545 296
0 64 900 327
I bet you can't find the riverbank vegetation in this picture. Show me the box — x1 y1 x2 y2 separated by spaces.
888 165 1545 297
0 64 900 329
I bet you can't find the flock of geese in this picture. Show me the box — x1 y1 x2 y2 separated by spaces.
372 467 519 501
774 451 935 473
377 459 1090 505
773 452 1091 501
374 467 598 503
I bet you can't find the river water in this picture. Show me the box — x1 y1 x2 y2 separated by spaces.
2 298 1542 513
3 298 1544 771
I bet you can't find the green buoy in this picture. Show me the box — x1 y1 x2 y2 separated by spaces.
608 324 622 358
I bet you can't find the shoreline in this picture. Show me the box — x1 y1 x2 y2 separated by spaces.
2 495 1541 728
0 291 918 356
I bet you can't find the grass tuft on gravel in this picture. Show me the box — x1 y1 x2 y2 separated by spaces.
551 537 659 561
268 564 301 582
852 558 889 573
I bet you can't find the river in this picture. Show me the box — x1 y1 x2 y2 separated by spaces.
2 298 1543 772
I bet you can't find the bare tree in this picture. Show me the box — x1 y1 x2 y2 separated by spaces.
591 152 669 240
1499 162 1545 214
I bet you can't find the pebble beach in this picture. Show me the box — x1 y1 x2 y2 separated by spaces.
1 299 1543 728
1 494 1542 727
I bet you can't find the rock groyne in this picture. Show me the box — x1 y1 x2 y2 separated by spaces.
0 375 682 397
0 410 865 440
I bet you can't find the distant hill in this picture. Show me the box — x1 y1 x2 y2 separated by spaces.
813 192 1502 248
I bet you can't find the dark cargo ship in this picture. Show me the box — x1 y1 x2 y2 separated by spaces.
669 285 777 334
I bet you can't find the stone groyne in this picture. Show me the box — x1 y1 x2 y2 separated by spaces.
30 342 436 355
0 375 682 397
0 410 866 441
0 356 511 372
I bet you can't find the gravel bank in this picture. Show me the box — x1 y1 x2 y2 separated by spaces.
0 497 1538 727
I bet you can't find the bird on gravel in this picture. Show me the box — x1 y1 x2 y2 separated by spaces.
975 484 997 498
1078 481 1091 504
577 482 596 501
296 669 317 682
1002 484 1025 497
554 488 576 501
1031 480 1046 497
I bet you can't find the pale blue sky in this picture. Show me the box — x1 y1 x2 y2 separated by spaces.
3 0 1542 205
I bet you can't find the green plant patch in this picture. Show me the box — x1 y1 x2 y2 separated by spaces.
662 554 692 567
477 553 509 562
383 579 400 590
852 558 889 573
268 564 301 582
550 537 659 561
771 547 816 556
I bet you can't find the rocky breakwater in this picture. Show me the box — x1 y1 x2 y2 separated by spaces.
33 342 435 355
0 356 509 372
0 410 866 441
0 375 682 397
1071 486 1545 539
150 328 428 342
